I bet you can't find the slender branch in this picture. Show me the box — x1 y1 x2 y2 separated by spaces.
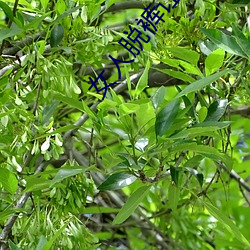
2 32 46 56
0 161 48 241
0 45 51 78
0 0 20 55
219 163 250 193
102 2 157 14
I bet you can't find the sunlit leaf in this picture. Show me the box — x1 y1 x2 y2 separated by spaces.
0 168 18 194
151 86 166 111
134 59 150 98
205 49 225 75
98 172 137 191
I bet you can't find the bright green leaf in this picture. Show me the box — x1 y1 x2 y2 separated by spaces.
0 168 18 194
134 59 150 98
151 86 166 111
205 49 225 75
168 47 200 65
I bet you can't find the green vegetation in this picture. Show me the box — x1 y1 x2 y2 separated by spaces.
0 0 250 249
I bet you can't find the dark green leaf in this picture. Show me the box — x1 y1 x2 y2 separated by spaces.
205 99 228 122
50 24 64 47
0 2 14 21
0 168 18 194
200 28 247 58
155 99 179 137
232 0 250 4
170 166 181 186
98 172 137 191
185 167 204 187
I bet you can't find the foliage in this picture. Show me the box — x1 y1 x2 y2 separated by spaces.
1 0 250 249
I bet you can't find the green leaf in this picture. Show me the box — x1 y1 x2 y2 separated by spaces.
24 177 51 192
205 49 225 75
0 1 14 21
36 236 48 250
40 0 49 9
98 172 137 191
9 241 22 250
112 185 151 224
203 201 250 248
200 28 247 58
185 167 204 187
80 206 120 214
170 166 181 186
155 68 195 83
134 59 150 98
41 100 60 125
0 168 18 194
232 0 250 4
168 47 200 65
53 92 84 112
168 182 180 210
50 24 64 47
0 209 23 223
176 70 231 98
119 103 140 115
51 166 86 186
151 86 166 111
205 99 228 122
0 25 23 42
193 121 231 129
170 126 220 139
42 223 69 250
198 106 208 122
155 99 179 137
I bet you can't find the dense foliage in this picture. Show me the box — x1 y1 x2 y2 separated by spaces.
1 0 250 249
